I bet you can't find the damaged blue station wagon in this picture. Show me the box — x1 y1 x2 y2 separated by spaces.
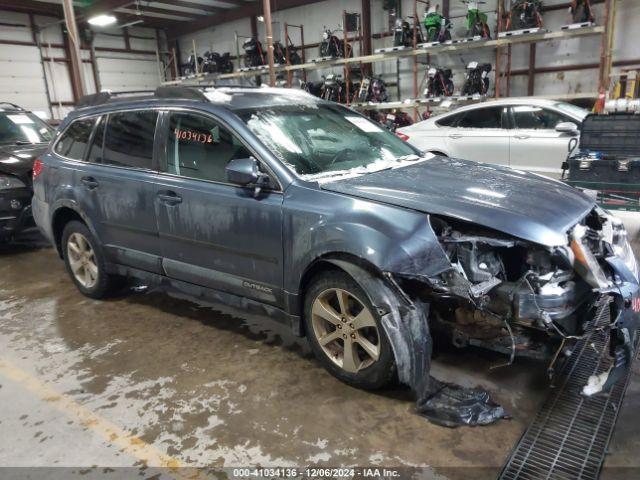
32 86 640 426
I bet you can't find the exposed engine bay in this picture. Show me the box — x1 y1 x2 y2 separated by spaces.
401 208 639 393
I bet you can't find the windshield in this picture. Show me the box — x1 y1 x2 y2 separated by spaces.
237 103 420 180
0 112 54 145
553 102 589 120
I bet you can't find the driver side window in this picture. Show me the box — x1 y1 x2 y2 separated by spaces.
166 112 251 183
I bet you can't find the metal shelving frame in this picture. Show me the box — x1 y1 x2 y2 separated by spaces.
162 0 616 117
164 25 603 84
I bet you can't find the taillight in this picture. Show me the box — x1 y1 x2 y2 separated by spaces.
395 132 409 142
32 159 43 180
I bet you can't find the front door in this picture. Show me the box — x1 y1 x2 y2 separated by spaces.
155 110 284 307
444 105 510 166
508 105 575 178
77 110 163 273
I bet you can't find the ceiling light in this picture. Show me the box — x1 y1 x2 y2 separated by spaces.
257 15 264 22
88 14 117 27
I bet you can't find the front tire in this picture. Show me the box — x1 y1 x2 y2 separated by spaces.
62 221 117 299
303 271 396 390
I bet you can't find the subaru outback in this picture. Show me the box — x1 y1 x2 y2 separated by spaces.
32 86 639 408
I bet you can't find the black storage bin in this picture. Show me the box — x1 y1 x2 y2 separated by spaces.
567 157 640 183
567 113 640 183
579 113 640 157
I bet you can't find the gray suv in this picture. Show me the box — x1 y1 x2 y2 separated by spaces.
33 86 639 399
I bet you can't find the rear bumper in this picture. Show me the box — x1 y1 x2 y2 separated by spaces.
31 194 54 245
0 188 35 241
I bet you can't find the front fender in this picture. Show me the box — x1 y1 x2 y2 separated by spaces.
283 185 452 296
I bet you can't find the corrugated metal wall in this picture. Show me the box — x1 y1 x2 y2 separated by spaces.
0 10 162 121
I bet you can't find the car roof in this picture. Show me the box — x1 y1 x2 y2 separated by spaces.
432 97 572 119
72 85 323 117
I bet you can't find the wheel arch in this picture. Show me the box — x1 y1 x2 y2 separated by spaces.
297 253 386 336
50 202 97 258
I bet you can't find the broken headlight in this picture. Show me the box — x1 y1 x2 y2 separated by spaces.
604 213 639 282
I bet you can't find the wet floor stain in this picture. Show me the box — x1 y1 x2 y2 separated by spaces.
0 230 638 473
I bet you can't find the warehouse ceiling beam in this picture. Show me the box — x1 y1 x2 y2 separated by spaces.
151 0 229 14
169 0 326 39
78 0 135 19
0 0 63 16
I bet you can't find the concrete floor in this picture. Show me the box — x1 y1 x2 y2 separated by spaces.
0 216 639 478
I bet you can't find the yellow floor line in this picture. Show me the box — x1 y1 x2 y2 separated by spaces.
0 357 184 470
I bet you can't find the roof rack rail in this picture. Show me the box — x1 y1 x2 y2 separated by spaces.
0 102 25 111
153 86 208 101
76 90 155 108
76 86 214 108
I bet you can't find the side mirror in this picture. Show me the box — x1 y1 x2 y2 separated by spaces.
226 157 271 197
555 121 579 136
226 157 260 186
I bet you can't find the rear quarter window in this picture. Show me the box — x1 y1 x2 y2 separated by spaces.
54 118 95 160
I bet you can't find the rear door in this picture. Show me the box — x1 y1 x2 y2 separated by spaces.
507 105 575 177
155 109 285 307
443 105 510 165
75 109 163 273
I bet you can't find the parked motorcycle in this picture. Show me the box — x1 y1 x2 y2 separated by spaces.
424 66 454 97
321 74 346 103
393 16 425 47
385 110 413 132
283 40 302 65
202 51 233 74
506 0 544 31
355 77 389 103
461 61 491 95
570 0 595 23
462 0 491 38
181 54 203 76
319 27 352 58
302 80 323 97
243 37 266 67
423 4 452 43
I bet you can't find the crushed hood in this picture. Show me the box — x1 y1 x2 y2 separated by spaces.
321 156 595 247
0 144 47 180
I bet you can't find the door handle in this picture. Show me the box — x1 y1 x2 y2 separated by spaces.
448 133 463 139
80 176 99 189
157 191 182 205
514 134 530 140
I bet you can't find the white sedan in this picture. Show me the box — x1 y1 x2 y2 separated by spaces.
397 98 589 177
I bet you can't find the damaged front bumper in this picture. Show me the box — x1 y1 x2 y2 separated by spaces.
583 256 640 396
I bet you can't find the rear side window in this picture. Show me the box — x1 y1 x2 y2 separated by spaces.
103 111 158 169
457 107 505 129
54 118 95 160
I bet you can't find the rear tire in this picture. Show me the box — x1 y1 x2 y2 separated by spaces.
303 270 396 390
61 221 117 299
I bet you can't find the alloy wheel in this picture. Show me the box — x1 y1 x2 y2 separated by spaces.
67 232 98 289
311 288 381 373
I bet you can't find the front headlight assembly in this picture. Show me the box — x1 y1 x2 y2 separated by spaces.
601 210 639 282
0 174 26 191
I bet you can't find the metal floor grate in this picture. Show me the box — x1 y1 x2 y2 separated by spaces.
499 300 637 480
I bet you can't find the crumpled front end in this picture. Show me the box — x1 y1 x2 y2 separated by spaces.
402 207 639 397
